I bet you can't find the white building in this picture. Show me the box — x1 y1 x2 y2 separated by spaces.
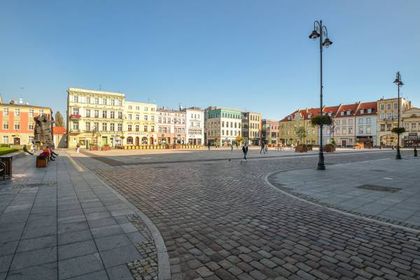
355 101 377 147
124 101 157 145
205 107 242 146
184 107 204 145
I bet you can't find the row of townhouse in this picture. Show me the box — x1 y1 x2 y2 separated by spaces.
279 97 418 148
67 88 206 148
67 88 266 148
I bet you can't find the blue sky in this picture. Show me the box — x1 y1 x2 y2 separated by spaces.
0 0 419 119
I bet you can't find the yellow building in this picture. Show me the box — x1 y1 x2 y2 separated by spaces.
124 101 157 145
67 88 125 149
377 97 411 147
242 112 262 145
402 107 420 147
279 108 319 145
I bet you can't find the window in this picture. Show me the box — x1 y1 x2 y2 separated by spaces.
87 97 91 104
102 123 107 131
3 122 8 130
380 104 384 110
366 118 371 124
29 109 34 117
95 110 99 118
109 123 114 131
366 127 371 134
135 125 139 132
387 104 391 110
111 99 115 106
144 107 148 111
102 111 107 118
94 122 99 131
118 124 122 131
118 112 123 119
144 125 148 132
73 95 78 102
86 109 91 117
412 123 417 131
72 122 79 130
394 103 398 110
3 108 8 116
151 115 155 121
359 128 363 134
136 114 140 120
386 124 391 131
367 109 372 113
95 98 99 104
128 125 132 131
86 122 91 131
15 109 20 116
128 114 132 120
144 115 148 121
3 136 8 144
29 123 34 130
110 111 115 118
72 107 79 115
136 106 140 111
151 126 155 132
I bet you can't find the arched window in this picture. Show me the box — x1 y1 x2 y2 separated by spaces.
127 136 133 145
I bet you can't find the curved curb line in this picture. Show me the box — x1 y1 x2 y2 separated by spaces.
66 153 172 280
264 170 420 235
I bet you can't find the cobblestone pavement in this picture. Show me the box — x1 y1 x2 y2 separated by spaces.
87 150 420 280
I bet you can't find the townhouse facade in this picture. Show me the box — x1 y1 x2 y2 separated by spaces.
278 108 320 145
242 112 262 145
262 119 279 145
205 107 242 146
156 108 186 145
333 103 358 147
184 107 204 145
125 101 157 146
377 97 411 147
67 88 125 149
0 99 52 146
355 102 377 147
401 107 420 147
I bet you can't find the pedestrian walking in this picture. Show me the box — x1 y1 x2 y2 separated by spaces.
231 143 234 152
264 143 268 154
208 142 211 150
260 141 265 154
242 144 248 160
76 143 80 153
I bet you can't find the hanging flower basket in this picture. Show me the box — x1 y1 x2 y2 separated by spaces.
391 127 405 134
311 115 333 126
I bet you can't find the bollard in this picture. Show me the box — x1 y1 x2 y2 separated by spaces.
415 146 418 157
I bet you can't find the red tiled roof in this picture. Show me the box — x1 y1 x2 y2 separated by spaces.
53 126 66 134
323 105 340 116
336 103 360 118
355 102 377 116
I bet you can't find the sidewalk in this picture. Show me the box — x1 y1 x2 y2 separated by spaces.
0 151 169 280
268 155 420 229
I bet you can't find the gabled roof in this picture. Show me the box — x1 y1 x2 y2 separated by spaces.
323 105 341 117
355 102 377 116
336 102 360 118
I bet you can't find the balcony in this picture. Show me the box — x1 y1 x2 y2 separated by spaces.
69 114 81 120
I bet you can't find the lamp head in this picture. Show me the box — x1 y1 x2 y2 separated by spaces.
322 38 333 47
309 30 320 39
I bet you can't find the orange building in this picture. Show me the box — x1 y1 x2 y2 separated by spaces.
0 100 52 146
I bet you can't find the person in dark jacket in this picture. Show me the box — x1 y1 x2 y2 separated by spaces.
242 144 249 160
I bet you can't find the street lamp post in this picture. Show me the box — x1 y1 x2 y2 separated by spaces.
309 20 333 170
393 72 404 160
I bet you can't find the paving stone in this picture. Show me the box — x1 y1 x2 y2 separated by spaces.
100 244 142 268
58 240 98 260
0 255 13 273
5 261 57 280
0 241 18 257
58 253 104 279
10 246 57 271
58 230 92 245
65 270 108 280
95 234 131 251
16 235 56 253
196 266 214 277
107 264 134 280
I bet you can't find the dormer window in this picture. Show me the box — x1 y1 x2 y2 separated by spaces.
346 110 351 115
367 108 372 113
360 109 364 114
341 112 344 116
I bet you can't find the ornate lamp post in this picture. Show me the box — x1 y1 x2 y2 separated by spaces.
393 72 404 159
309 20 333 170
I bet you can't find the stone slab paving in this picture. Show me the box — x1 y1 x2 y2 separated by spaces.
0 151 167 280
269 157 420 229
78 149 420 279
